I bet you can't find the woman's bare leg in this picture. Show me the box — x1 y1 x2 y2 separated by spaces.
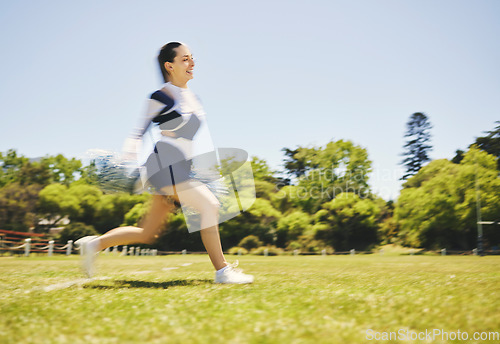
93 180 228 271
175 182 228 270
200 225 228 270
96 195 175 251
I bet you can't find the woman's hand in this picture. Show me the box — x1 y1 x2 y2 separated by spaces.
122 137 141 161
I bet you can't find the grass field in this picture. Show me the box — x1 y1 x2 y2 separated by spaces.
0 254 499 344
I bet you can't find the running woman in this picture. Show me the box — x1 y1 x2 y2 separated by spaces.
76 42 253 284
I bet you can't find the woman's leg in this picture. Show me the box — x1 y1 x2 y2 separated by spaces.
175 181 228 270
92 180 228 270
96 194 175 251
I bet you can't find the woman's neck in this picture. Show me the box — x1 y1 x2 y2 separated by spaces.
168 79 188 89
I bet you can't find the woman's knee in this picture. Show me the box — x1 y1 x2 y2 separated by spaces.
198 197 220 214
140 228 160 244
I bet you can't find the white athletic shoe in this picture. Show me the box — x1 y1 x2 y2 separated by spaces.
214 261 254 284
74 235 100 278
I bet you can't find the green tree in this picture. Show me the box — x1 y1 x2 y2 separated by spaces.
275 210 312 247
395 147 500 249
1 150 83 188
238 235 263 250
57 222 99 244
42 154 82 185
37 184 81 230
220 198 281 248
0 149 29 187
377 200 398 245
250 156 289 187
94 192 150 233
281 147 315 179
282 140 372 213
38 183 150 233
472 121 500 170
313 192 382 251
123 202 151 226
401 112 432 180
79 161 99 186
0 182 42 231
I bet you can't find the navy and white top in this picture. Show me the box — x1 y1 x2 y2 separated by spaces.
133 82 214 161
128 82 221 194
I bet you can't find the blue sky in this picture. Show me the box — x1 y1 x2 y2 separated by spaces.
0 0 499 200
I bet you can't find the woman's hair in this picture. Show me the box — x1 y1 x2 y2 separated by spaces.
158 42 183 82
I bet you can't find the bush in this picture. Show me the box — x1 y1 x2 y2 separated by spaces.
238 235 263 250
57 222 99 244
250 245 284 256
286 235 333 254
227 246 248 255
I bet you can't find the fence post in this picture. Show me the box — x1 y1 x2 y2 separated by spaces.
473 248 478 256
152 249 157 256
182 249 187 255
122 245 128 256
24 238 31 257
135 247 140 256
104 247 110 255
129 247 134 256
441 248 446 256
293 249 299 256
379 249 384 255
48 240 54 257
238 248 242 256
66 240 73 256
264 248 269 256
350 249 355 256
112 246 118 255
410 249 415 256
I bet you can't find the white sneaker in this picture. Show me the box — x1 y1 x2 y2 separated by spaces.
214 261 254 284
74 235 100 278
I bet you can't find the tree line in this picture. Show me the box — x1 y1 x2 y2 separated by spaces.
1 119 499 252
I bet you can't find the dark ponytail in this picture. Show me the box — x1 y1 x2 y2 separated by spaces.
158 42 182 83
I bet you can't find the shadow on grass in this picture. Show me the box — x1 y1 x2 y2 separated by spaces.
84 279 213 290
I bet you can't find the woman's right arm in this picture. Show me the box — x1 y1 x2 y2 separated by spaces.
122 98 165 161
122 90 179 160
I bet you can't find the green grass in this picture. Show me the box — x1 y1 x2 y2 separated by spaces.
0 254 499 344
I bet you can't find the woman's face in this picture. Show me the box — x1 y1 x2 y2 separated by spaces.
165 44 195 86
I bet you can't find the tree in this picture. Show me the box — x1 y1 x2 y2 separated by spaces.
451 149 465 164
42 154 82 185
401 112 432 180
219 198 281 248
37 183 149 233
452 122 500 169
250 156 289 187
37 184 82 230
313 192 382 251
57 222 99 244
395 147 500 249
238 235 263 250
94 192 150 233
281 147 314 179
275 210 312 246
472 121 500 170
0 149 29 187
0 182 42 231
0 150 83 188
279 140 372 213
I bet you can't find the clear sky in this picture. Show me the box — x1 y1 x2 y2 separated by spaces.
0 0 499 200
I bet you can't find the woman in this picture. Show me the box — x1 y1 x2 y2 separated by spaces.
76 42 253 284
